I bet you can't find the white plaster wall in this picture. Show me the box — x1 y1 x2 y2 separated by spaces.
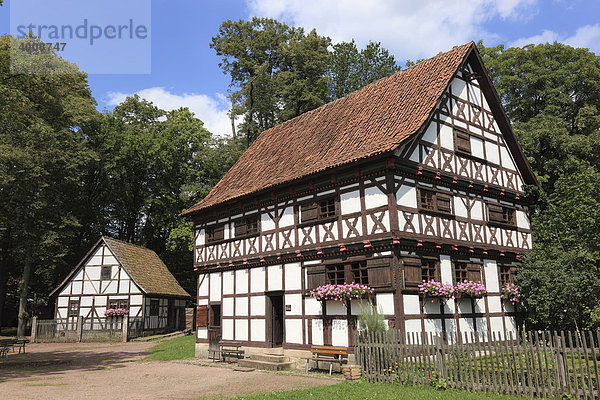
250 295 266 316
83 281 98 294
485 141 500 165
250 319 266 342
278 230 295 248
261 213 276 232
223 297 234 317
304 298 322 316
198 299 208 306
80 297 92 307
424 318 443 337
375 293 394 315
422 121 438 144
500 146 517 170
517 210 530 230
267 264 283 291
222 271 234 295
197 327 208 339
58 297 68 307
332 319 348 347
470 136 485 159
440 255 453 284
350 300 369 316
198 274 209 297
403 295 420 315
326 301 346 316
103 255 118 265
279 206 294 228
222 319 234 340
405 319 422 336
285 294 302 316
457 298 472 314
488 296 502 313
210 272 221 302
340 190 361 215
484 259 499 292
364 186 388 209
195 229 205 247
284 262 301 290
285 319 303 344
236 297 248 316
73 269 84 281
236 269 248 294
490 317 504 339
458 318 476 342
71 281 82 294
235 319 248 341
451 78 467 100
86 266 101 280
396 185 417 209
250 267 265 293
88 247 103 265
311 319 324 345
471 199 484 220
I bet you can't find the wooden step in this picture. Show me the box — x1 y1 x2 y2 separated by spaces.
247 353 289 363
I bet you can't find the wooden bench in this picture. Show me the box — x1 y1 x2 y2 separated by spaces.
218 341 244 363
305 345 348 375
0 339 28 358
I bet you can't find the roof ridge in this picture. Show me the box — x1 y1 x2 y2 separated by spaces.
102 236 154 252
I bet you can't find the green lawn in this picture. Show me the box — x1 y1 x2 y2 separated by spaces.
144 334 196 361
232 381 531 400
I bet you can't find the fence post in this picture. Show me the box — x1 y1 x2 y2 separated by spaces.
31 316 37 343
76 316 83 342
435 335 447 380
122 314 129 342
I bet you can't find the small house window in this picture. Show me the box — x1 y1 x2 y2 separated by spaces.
454 129 472 154
421 259 439 282
205 225 225 244
499 264 515 287
150 299 159 316
110 299 128 309
351 262 369 285
455 261 468 283
326 264 345 285
418 189 452 215
102 266 111 280
301 197 338 224
234 216 259 238
487 204 516 227
69 300 79 317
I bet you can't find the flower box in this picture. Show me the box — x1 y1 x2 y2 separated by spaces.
500 282 521 305
310 283 373 302
418 280 454 302
105 308 129 317
454 280 487 299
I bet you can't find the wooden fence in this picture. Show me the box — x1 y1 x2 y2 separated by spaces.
355 330 600 399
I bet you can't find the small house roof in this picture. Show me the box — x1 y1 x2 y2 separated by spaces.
50 236 190 298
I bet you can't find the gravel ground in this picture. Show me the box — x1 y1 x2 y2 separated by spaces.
0 341 336 399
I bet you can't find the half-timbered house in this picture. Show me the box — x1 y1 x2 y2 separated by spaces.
182 42 538 360
51 236 190 333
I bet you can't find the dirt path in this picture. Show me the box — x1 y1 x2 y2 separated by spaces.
0 342 336 399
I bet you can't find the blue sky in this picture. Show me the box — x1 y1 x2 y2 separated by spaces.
1 0 599 136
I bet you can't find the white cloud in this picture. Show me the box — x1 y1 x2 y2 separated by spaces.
246 0 538 61
509 24 600 53
105 87 234 136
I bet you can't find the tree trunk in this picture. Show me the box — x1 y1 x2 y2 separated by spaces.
0 230 9 334
17 255 32 337
230 99 236 138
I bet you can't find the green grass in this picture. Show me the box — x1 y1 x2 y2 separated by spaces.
144 334 196 361
230 381 531 400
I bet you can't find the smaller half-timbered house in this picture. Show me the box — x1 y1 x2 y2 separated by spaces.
51 236 190 333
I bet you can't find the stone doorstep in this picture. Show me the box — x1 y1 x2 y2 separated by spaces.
238 358 295 371
247 353 289 363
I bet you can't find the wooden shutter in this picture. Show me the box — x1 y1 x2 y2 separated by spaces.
403 257 422 288
367 258 394 289
436 193 452 213
488 204 504 223
196 305 208 328
234 220 247 237
467 263 482 282
306 265 326 290
455 129 471 154
301 202 319 223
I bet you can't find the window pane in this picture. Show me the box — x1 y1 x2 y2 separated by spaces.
420 190 435 211
351 262 368 285
326 264 345 285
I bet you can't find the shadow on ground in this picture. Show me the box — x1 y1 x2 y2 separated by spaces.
0 347 148 381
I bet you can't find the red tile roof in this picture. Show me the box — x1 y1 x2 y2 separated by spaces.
183 42 475 216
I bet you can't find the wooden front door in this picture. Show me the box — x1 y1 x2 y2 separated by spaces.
268 294 284 347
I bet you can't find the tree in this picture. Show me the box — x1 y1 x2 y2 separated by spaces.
0 35 98 335
327 40 400 100
478 41 600 330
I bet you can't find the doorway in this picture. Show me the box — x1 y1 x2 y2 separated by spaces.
267 293 284 347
